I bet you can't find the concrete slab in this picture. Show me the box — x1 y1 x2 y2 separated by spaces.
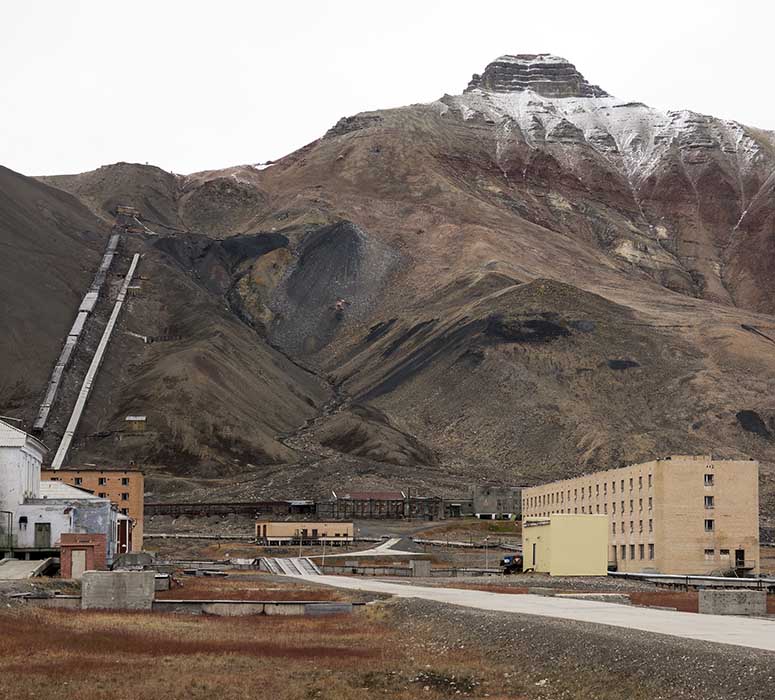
297 575 775 653
0 558 54 579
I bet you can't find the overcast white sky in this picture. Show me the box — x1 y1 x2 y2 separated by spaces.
2 1 772 176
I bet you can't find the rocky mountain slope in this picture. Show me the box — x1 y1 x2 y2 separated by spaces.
4 54 775 516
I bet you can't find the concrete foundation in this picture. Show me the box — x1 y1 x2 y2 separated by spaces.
152 600 355 616
81 570 155 610
698 589 767 616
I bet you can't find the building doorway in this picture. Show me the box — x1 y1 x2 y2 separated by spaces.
71 550 87 578
34 522 51 548
735 549 745 568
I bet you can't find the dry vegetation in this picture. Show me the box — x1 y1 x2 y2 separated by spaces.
0 605 528 700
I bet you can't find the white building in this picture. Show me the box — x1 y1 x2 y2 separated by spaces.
0 419 120 564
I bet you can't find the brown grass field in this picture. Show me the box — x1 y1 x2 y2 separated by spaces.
0 605 526 700
156 574 350 601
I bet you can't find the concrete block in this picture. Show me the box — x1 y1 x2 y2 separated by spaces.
410 559 431 577
81 570 155 610
112 552 155 570
304 602 353 616
698 589 766 616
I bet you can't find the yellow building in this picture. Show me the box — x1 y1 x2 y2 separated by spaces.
255 521 353 545
523 514 609 576
42 468 144 552
522 456 759 575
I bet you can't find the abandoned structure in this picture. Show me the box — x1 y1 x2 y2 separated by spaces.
522 456 760 575
255 521 354 545
472 485 522 519
522 514 609 576
0 419 123 565
42 467 144 551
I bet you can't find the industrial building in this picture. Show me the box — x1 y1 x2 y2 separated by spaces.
255 520 354 545
42 467 145 551
523 514 609 576
522 456 760 575
472 485 521 519
0 419 124 566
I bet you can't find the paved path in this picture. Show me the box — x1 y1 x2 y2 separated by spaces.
302 575 775 652
323 537 420 558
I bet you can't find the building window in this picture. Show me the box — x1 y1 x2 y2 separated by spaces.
639 498 643 512
648 474 652 488
596 505 600 514
588 486 592 497
121 477 129 486
629 478 633 491
648 497 653 510
704 495 714 509
648 519 653 532
581 506 585 513
612 522 616 534
621 479 624 491
630 544 635 559
648 544 654 560
604 504 608 514
574 488 578 499
629 521 634 533
720 549 730 558
98 492 106 498
18 516 27 530
603 483 607 495
620 544 626 560
704 474 714 486
574 508 577 514
621 521 624 534
98 477 106 485
596 484 599 496
704 519 714 532
638 476 643 490
621 500 625 513
121 508 128 515
121 493 129 501
639 544 645 560
629 500 633 513
612 502 616 514
612 481 616 494
74 477 82 485
704 549 715 560
639 520 643 533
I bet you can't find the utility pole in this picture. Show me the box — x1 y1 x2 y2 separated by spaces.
485 536 490 570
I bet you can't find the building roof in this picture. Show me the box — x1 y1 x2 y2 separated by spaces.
335 490 406 501
125 415 146 421
38 481 101 500
0 418 47 452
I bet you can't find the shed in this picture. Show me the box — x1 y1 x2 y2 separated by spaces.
124 416 146 433
523 514 608 576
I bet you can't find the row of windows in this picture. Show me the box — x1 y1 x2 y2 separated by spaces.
526 473 716 511
618 543 655 560
75 476 131 486
527 497 652 516
525 474 653 509
612 519 653 534
98 492 130 501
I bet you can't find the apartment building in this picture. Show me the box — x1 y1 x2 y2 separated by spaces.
522 456 759 575
42 467 144 552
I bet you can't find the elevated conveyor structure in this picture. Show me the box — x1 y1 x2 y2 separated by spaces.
51 253 140 470
33 233 121 433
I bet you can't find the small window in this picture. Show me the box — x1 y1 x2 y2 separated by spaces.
648 519 653 532
621 500 625 513
648 474 653 488
639 498 643 511
574 507 577 514
612 522 616 534
612 481 616 494
74 477 82 485
581 506 585 513
596 505 600 514
639 520 643 533
620 544 626 560
704 519 714 532
596 484 599 495
704 495 714 509
603 504 608 514
121 477 129 486
98 477 106 486
121 493 129 501
639 544 644 560
720 549 730 558
629 500 633 513
648 544 654 560
612 502 616 513
98 492 106 498
648 497 653 510
704 474 714 486
603 483 607 495
121 508 128 515
621 479 625 491
18 516 28 530
638 476 643 490
629 521 634 533
629 478 633 491
630 544 635 559
704 549 715 560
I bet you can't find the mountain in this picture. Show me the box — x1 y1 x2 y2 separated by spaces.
4 54 775 518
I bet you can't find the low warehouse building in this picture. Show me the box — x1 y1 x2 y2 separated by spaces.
255 521 353 545
523 514 609 576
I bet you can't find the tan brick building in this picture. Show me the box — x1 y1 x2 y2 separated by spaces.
42 468 144 552
522 456 759 575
